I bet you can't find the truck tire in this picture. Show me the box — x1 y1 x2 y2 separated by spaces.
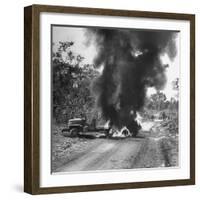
62 129 69 137
70 128 79 137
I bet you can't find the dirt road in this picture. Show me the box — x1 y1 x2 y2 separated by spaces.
52 120 178 173
54 137 144 172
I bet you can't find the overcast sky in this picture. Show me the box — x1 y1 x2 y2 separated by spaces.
52 26 179 100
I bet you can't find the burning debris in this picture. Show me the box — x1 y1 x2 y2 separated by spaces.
111 126 131 138
86 28 177 136
104 120 110 129
104 112 142 138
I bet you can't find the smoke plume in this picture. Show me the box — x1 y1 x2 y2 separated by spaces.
86 28 177 134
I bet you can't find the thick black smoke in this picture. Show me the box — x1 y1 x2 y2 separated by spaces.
86 28 177 134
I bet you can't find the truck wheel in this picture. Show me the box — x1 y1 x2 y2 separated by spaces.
70 128 79 137
62 129 69 137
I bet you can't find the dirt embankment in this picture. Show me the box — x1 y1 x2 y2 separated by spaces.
52 125 94 171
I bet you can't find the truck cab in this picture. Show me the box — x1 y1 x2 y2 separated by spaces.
66 118 88 137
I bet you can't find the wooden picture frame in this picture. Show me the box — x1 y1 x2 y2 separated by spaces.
24 4 195 194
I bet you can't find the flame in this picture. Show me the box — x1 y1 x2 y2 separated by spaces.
112 126 131 138
104 120 110 129
103 113 143 138
136 112 142 124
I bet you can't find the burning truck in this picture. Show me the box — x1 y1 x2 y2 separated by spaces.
62 112 141 138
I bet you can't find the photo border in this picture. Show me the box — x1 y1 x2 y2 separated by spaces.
24 4 195 194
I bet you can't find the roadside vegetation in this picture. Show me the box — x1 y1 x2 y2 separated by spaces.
52 41 103 125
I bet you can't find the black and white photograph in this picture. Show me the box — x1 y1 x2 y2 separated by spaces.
51 25 179 173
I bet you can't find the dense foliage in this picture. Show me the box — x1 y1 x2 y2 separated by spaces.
52 41 98 123
145 91 178 111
